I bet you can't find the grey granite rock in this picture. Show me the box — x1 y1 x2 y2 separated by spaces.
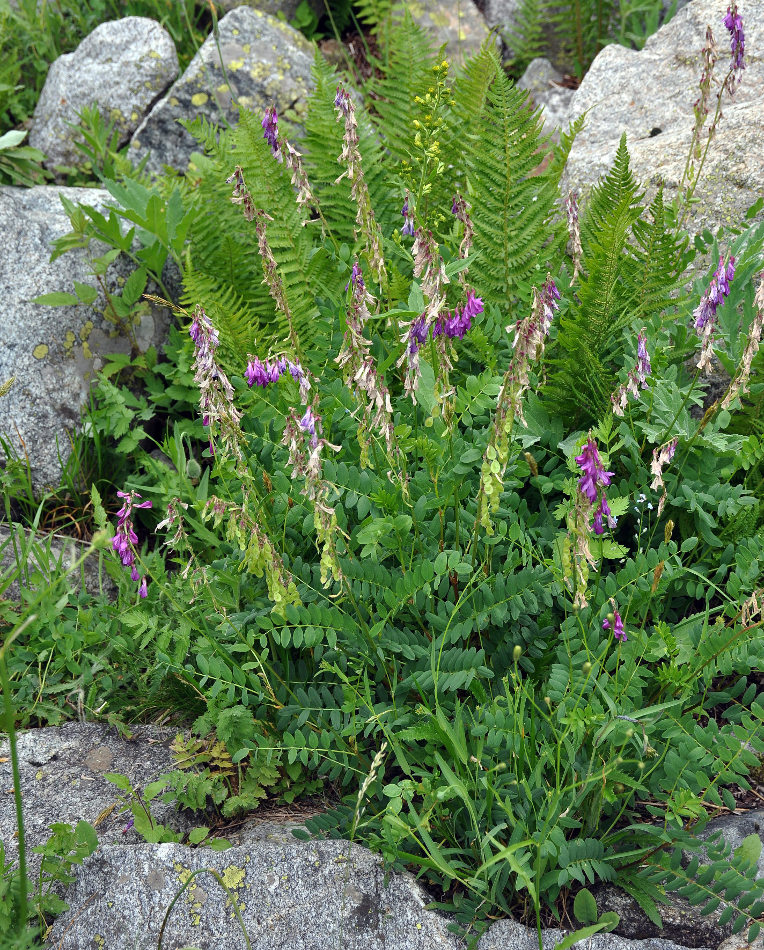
478 918 710 950
694 808 764 878
562 0 764 238
516 57 575 139
0 185 172 494
401 0 494 68
0 725 189 880
217 0 323 22
129 6 316 176
29 17 178 170
46 837 464 950
594 884 730 948
0 523 116 603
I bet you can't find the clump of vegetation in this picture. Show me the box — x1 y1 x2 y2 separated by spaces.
2 3 764 949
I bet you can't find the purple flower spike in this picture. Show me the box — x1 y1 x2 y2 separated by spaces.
724 4 745 73
401 197 415 237
262 106 280 160
346 261 364 293
112 489 151 597
334 86 351 116
575 436 613 505
637 331 651 386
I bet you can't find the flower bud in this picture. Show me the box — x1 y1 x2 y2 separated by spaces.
186 458 201 480
582 661 592 675
512 645 522 662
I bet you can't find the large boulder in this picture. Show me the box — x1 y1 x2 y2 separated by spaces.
0 186 172 494
516 57 575 140
0 725 189 879
484 0 692 69
562 0 764 237
403 0 493 68
29 17 178 171
129 6 316 176
217 0 323 21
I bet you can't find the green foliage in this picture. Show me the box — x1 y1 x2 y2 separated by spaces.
0 129 47 187
7 11 764 945
504 0 675 78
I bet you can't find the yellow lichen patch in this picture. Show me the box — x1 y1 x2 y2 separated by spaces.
217 83 229 93
80 320 93 341
131 111 138 121
191 92 209 106
222 865 245 891
170 96 180 107
82 340 92 360
149 49 161 59
32 343 49 360
94 936 105 949
227 58 244 71
63 330 77 355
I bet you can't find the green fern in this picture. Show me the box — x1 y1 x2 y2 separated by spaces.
462 67 558 320
545 133 645 420
302 53 397 247
366 11 437 167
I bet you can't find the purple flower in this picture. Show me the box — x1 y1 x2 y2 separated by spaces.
724 4 745 73
636 331 651 386
299 407 317 444
401 197 415 237
334 86 351 116
592 494 617 536
262 106 280 160
575 436 613 505
113 489 151 596
603 609 627 642
694 254 735 331
138 576 148 599
346 260 364 293
410 315 429 350
245 357 270 388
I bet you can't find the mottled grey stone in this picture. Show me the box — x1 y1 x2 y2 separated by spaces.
0 523 116 603
516 57 575 139
0 185 172 494
47 837 463 950
29 17 178 170
594 884 730 948
478 918 710 950
693 808 764 879
0 725 189 881
401 0 494 68
217 0 323 22
562 0 764 238
130 6 316 176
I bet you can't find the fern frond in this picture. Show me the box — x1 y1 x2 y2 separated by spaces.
302 53 396 247
367 11 437 167
462 68 559 318
545 134 645 420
